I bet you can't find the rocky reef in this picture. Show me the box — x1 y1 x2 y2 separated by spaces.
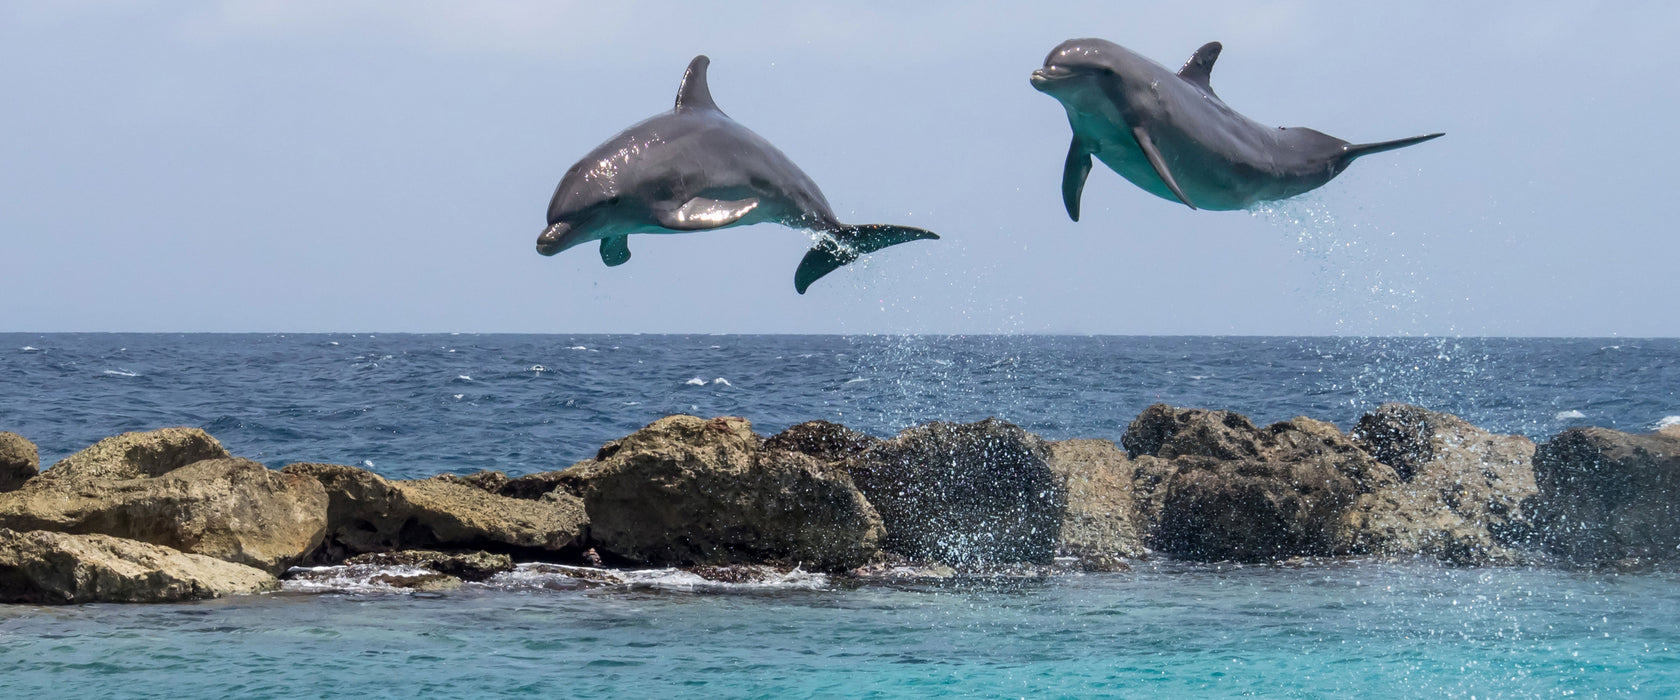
3 404 1676 604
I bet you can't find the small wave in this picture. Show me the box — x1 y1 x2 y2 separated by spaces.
685 377 707 386
712 378 731 386
20 346 40 352
456 375 472 381
452 394 464 400
1188 375 1209 381
328 341 339 346
1655 416 1680 430
362 460 375 468
844 377 870 384
529 365 546 372
489 564 827 593
282 564 433 595
1554 410 1587 420
567 346 588 351
102 368 140 377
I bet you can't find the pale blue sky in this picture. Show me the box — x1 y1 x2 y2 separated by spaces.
2 2 1675 335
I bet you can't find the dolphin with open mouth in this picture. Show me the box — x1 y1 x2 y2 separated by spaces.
1031 38 1444 217
538 56 939 294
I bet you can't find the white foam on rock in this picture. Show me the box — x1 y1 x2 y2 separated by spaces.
484 564 828 593
1655 416 1680 430
281 564 435 595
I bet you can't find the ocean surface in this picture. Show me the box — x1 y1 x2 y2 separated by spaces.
2 334 1679 697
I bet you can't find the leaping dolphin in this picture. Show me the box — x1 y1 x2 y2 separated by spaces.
1030 38 1443 217
538 55 939 293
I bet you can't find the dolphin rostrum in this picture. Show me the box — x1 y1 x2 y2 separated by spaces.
1030 38 1443 217
538 55 938 293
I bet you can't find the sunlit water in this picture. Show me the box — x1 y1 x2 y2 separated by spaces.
2 334 1678 696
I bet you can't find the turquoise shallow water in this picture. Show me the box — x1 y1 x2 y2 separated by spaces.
3 562 1677 698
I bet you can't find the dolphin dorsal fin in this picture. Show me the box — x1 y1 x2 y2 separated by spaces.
675 55 721 114
1177 41 1222 95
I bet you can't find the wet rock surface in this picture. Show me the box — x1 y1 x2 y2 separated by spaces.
1343 404 1537 564
1530 426 1680 566
849 418 1065 565
1046 439 1147 563
572 416 883 571
0 528 277 604
0 432 38 493
0 457 327 574
344 550 514 581
1124 406 1395 562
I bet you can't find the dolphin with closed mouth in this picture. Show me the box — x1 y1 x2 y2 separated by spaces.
1030 38 1444 217
537 55 939 294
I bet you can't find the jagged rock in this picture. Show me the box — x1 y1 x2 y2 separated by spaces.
0 432 38 493
280 463 408 559
849 418 1065 565
1342 404 1537 564
1122 404 1268 460
1153 456 1365 562
344 550 514 582
435 471 510 493
370 572 464 592
0 458 327 575
43 427 229 482
574 415 883 571
497 469 585 500
1530 427 1680 566
1127 455 1177 533
0 528 277 604
1046 439 1147 563
1122 406 1398 562
281 463 587 561
764 421 882 462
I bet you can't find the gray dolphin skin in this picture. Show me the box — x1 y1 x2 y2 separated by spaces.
538 55 938 293
1031 38 1444 217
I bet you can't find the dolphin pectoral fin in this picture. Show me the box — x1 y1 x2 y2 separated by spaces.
1178 41 1222 95
794 224 939 294
599 236 631 267
1062 135 1093 222
658 197 760 230
1130 126 1197 210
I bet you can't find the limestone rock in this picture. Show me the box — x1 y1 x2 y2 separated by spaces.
0 458 327 575
1153 456 1365 562
849 418 1065 565
281 463 587 561
0 432 38 493
0 528 277 604
397 476 587 553
44 427 229 482
1343 404 1537 564
1046 439 1147 562
578 415 883 570
1529 426 1680 566
1121 406 1397 562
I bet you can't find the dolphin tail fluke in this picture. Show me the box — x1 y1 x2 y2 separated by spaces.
794 224 939 294
1342 133 1445 161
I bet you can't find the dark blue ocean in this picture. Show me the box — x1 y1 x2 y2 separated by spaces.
2 334 1679 697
